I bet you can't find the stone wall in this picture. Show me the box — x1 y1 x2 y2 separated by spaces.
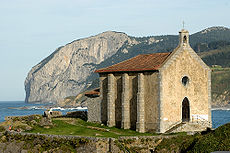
159 46 211 133
144 72 159 132
0 131 109 153
87 97 102 123
114 74 122 128
98 72 161 132
0 131 177 153
129 73 138 130
100 74 108 124
99 72 139 130
65 110 88 121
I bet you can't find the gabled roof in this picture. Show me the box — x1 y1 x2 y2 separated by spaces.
95 52 172 73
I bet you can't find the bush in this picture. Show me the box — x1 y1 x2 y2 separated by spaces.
0 126 5 132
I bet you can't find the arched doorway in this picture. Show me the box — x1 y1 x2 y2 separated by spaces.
182 97 190 122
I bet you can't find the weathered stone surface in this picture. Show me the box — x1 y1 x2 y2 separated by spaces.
0 131 176 153
43 110 62 118
121 73 130 129
107 73 115 127
65 111 88 121
25 31 133 103
87 97 101 123
136 73 145 133
39 117 53 126
95 29 211 133
159 30 211 133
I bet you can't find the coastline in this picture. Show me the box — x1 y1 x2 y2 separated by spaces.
211 104 230 110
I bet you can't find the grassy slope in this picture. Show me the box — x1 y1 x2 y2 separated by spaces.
28 118 157 138
1 115 230 152
29 117 230 152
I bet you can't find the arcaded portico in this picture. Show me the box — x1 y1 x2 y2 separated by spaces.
94 29 212 133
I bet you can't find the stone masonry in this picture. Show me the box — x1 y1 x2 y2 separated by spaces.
121 73 130 129
93 29 211 133
107 73 115 127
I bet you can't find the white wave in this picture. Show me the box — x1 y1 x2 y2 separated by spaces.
30 106 43 110
50 106 88 111
76 106 87 110
51 107 66 111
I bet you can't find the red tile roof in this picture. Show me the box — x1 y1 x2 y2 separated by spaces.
95 52 172 73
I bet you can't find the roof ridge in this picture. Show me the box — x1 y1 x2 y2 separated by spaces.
95 54 142 72
95 52 172 73
141 52 170 56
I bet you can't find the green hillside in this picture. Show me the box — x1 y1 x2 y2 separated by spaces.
96 26 230 70
211 68 230 106
200 45 230 67
196 42 230 106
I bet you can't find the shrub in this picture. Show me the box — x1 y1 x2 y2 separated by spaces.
0 126 5 132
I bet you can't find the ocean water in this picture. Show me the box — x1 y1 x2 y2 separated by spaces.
0 101 229 129
0 101 86 123
212 109 230 128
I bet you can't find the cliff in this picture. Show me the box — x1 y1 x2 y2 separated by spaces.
25 31 138 102
25 27 230 103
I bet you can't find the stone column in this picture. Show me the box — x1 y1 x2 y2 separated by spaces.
136 73 145 133
121 73 130 129
107 73 115 127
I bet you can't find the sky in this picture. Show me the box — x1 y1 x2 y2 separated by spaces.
0 0 229 101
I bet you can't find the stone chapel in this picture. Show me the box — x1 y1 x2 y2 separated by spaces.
93 29 212 133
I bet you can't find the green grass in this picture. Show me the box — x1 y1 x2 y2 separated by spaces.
28 118 158 138
155 123 230 152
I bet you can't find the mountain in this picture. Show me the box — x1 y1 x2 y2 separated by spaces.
25 26 230 103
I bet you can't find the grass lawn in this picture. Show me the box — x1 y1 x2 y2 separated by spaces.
27 118 159 138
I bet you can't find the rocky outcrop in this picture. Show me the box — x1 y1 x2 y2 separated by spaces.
25 31 136 103
212 90 230 107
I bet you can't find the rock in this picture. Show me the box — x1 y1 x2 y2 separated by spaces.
43 126 51 129
30 120 37 125
25 31 132 103
24 27 230 105
21 150 28 153
44 110 62 118
65 111 87 121
39 117 53 126
1 136 7 142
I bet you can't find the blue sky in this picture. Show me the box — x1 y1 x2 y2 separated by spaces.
0 0 229 101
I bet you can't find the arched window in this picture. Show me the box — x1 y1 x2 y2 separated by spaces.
182 76 189 86
183 35 187 44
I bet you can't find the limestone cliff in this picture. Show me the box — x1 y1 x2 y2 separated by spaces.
25 31 135 102
25 27 230 103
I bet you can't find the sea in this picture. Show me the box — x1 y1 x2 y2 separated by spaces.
0 101 230 129
0 101 86 122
